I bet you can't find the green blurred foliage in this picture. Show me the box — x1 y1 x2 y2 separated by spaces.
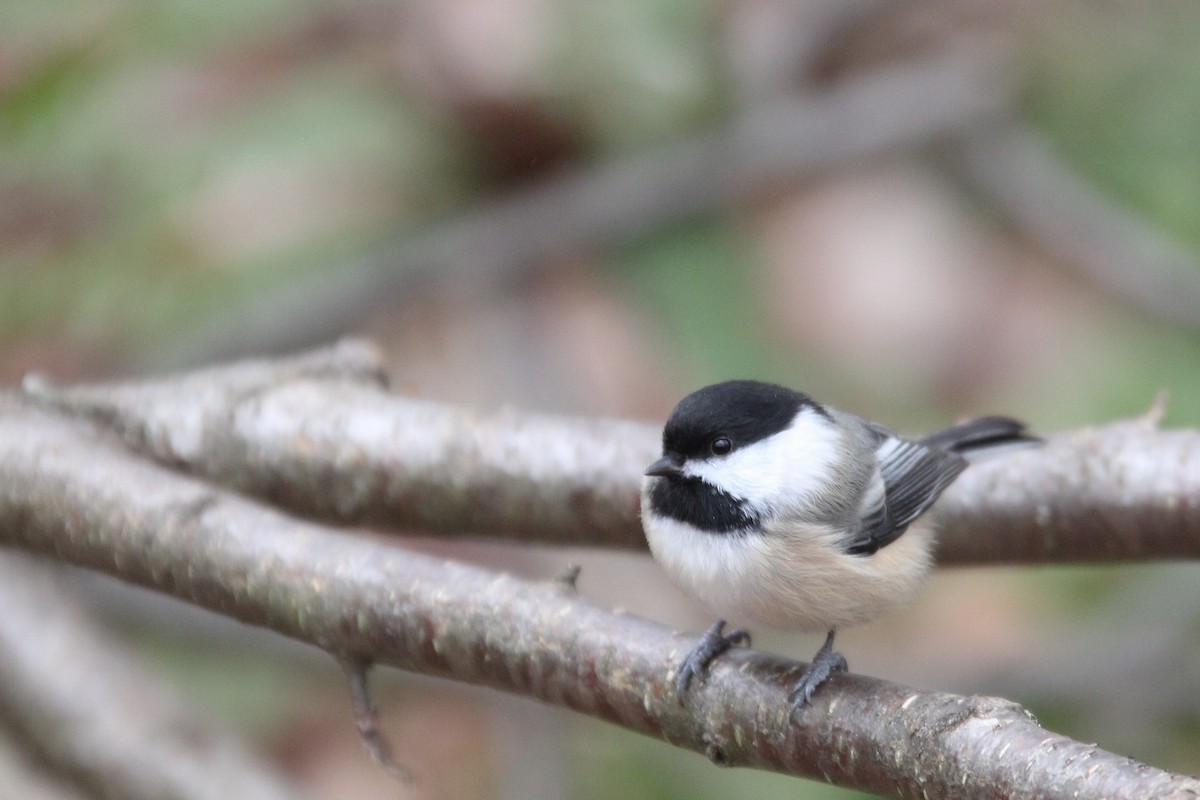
550 0 724 151
0 1 472 352
1029 1 1200 250
1018 3 1200 433
618 222 780 382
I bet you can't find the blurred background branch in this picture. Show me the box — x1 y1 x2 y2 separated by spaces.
0 551 306 800
946 123 1200 331
147 47 1011 371
0 733 91 800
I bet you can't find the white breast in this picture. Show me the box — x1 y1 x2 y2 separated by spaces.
641 487 934 631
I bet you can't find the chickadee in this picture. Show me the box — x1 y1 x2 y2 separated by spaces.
640 380 1034 711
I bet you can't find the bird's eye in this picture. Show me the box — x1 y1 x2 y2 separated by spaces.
710 436 732 456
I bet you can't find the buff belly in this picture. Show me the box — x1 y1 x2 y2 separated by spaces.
642 493 935 631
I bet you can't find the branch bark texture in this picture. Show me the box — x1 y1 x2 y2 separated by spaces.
0 398 1194 798
28 341 1200 564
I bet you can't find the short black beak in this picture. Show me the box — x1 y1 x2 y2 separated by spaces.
644 453 684 478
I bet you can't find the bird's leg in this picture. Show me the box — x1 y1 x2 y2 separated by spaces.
788 629 847 713
675 619 750 697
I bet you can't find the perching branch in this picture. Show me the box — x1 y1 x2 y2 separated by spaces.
0 397 1195 799
27 341 1200 564
0 551 306 800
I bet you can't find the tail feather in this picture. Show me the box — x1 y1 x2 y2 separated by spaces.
919 415 1037 454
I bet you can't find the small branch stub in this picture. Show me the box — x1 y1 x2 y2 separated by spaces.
339 656 415 786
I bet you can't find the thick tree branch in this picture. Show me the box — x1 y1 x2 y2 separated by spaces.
25 342 652 548
0 400 1194 799
26 342 1200 564
0 551 306 800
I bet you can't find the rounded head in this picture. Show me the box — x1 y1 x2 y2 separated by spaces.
648 381 819 475
643 381 841 534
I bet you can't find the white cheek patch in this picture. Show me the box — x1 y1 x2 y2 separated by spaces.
682 407 842 513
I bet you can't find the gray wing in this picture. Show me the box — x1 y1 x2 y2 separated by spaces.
843 433 966 556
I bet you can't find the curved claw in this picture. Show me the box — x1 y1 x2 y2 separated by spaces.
787 630 847 714
675 619 751 698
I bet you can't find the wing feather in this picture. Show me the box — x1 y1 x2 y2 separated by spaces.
844 436 965 556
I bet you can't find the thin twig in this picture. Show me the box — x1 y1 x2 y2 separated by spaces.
554 563 582 592
337 657 415 785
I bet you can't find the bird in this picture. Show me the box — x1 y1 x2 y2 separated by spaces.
639 380 1035 713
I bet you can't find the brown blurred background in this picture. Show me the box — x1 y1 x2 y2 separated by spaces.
3 1 1200 798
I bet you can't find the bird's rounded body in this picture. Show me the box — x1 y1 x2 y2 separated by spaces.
640 392 942 631
641 499 934 630
639 380 1033 707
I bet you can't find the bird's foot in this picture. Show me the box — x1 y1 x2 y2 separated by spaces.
787 630 847 714
675 619 750 697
